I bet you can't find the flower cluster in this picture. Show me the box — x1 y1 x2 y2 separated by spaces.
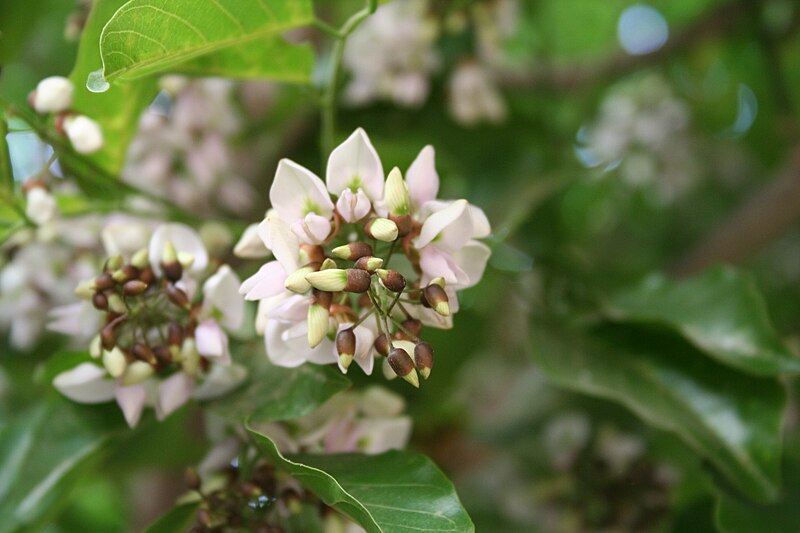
237 128 491 387
53 223 246 427
29 76 104 154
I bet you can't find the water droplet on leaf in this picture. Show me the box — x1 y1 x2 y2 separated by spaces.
86 69 110 93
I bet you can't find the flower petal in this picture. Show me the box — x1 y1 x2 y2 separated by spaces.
406 145 439 211
156 372 194 420
336 188 372 222
452 240 492 288
149 223 209 276
264 212 300 272
193 363 248 400
415 199 472 250
239 261 287 301
269 159 333 224
203 265 244 329
116 383 147 428
326 128 384 200
290 212 332 244
468 204 491 238
195 319 231 365
53 363 116 403
419 246 470 287
233 223 270 258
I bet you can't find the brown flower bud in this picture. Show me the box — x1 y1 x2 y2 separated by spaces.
402 319 423 337
354 256 383 272
166 284 190 309
312 289 333 310
153 345 173 366
345 268 372 293
388 348 420 388
332 242 373 262
374 334 391 356
112 264 140 283
132 343 157 364
376 269 406 292
167 322 184 347
139 266 156 285
184 467 201 491
336 328 356 371
422 284 450 316
161 260 183 283
92 292 108 310
123 280 148 296
414 342 434 380
94 272 114 291
389 213 413 237
300 243 326 264
330 304 359 322
101 322 118 350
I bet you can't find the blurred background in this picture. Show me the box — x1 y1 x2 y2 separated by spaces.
2 0 800 531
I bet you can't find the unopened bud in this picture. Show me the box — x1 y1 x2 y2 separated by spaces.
181 338 200 375
320 257 337 270
430 277 446 288
89 334 103 358
25 186 57 225
365 217 399 242
95 272 114 290
63 114 103 154
92 292 108 310
131 248 149 269
161 241 182 281
123 279 148 296
121 360 154 386
336 328 356 372
166 284 190 309
414 342 434 380
376 269 406 292
300 244 326 264
32 76 73 113
402 319 422 338
354 256 383 272
305 269 371 293
112 264 139 283
285 264 316 294
139 266 156 285
74 279 96 300
106 255 123 272
389 213 413 237
332 242 373 261
107 293 127 314
101 322 118 350
153 345 173 366
330 303 359 322
168 322 184 347
374 334 391 357
423 283 450 316
388 348 419 388
177 252 194 269
307 303 330 349
383 167 410 216
132 343 157 365
103 347 128 378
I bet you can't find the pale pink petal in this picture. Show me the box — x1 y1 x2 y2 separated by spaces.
265 293 309 321
48 302 100 338
355 417 413 454
452 240 492 288
468 204 491 238
149 223 209 276
156 372 194 420
290 212 331 244
239 261 287 301
269 159 333 224
415 199 471 250
203 265 245 329
53 363 116 403
263 212 299 272
406 145 439 211
419 247 470 287
195 319 231 365
326 128 384 200
336 188 372 222
265 319 335 367
233 223 270 258
115 383 147 428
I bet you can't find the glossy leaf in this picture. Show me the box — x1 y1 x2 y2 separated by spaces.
208 356 350 424
604 267 800 376
533 326 785 503
247 426 475 533
69 0 158 174
99 0 314 82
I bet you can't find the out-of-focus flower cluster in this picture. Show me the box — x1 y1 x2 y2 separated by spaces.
236 128 491 387
29 76 104 154
52 222 247 427
576 74 700 202
344 0 517 126
124 76 275 215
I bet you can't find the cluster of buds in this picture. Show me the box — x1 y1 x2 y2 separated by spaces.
237 128 491 387
29 76 104 154
54 223 245 427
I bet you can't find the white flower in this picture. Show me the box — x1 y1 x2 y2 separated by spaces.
202 265 244 330
64 115 104 154
25 186 57 225
32 76 73 113
326 128 384 222
233 223 270 258
270 159 334 244
148 223 209 277
101 215 153 257
239 213 301 301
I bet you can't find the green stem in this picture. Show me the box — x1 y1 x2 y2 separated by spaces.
319 0 377 159
0 115 13 192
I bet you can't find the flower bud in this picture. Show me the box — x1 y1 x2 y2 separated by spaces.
389 213 413 237
185 468 202 491
305 269 371 293
106 255 123 273
336 328 356 372
365 217 399 242
112 265 139 283
25 186 57 225
131 248 150 269
383 167 410 216
89 334 103 359
354 256 383 272
103 347 128 378
181 338 200 375
285 264 317 294
402 318 423 338
139 266 156 285
388 348 419 388
376 269 406 292
74 279 96 300
166 284 191 309
414 342 434 380
64 115 103 154
330 303 358 322
132 343 157 365
161 241 183 282
177 252 194 269
101 321 118 350
332 242 373 262
31 76 73 113
307 302 330 349
320 257 337 270
121 360 154 386
107 293 127 314
300 244 326 264
95 272 114 291
423 283 450 316
374 334 391 357
168 322 184 347
92 292 108 310
123 279 148 296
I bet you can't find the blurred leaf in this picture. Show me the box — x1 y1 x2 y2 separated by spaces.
715 460 800 533
69 0 158 174
533 326 785 503
0 399 122 532
209 356 350 424
172 38 314 83
144 502 200 533
98 0 314 82
247 426 475 533
604 267 800 375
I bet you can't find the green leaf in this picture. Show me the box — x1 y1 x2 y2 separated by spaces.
533 325 785 503
99 0 314 82
144 502 200 533
69 0 159 174
604 267 800 376
247 426 475 533
209 356 350 424
0 399 122 532
172 37 314 83
715 459 800 533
